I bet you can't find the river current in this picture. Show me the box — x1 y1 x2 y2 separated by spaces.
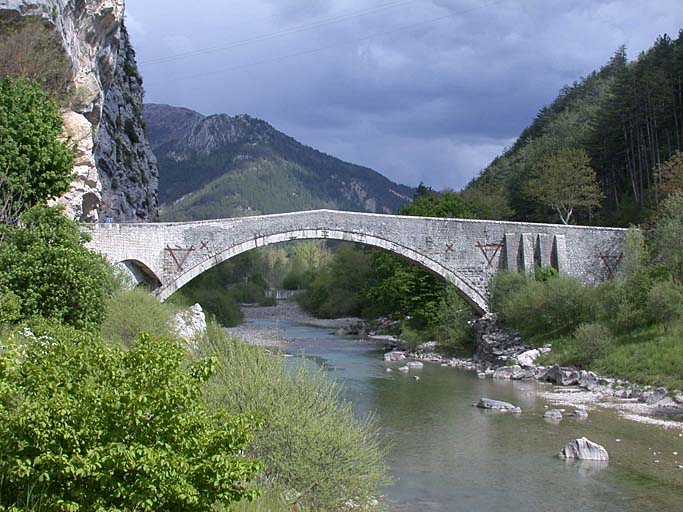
249 317 683 511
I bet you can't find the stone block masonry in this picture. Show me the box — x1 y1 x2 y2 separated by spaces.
86 209 627 314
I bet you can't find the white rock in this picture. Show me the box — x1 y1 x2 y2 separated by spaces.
407 361 424 369
560 437 609 461
516 349 541 367
172 303 207 350
398 366 410 373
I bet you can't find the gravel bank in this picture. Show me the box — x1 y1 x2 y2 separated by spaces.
224 302 365 348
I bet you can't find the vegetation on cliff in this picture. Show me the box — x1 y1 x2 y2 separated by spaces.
466 31 683 226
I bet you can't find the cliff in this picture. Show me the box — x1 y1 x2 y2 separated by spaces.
0 0 158 221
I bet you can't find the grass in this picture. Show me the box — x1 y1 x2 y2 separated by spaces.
537 324 683 390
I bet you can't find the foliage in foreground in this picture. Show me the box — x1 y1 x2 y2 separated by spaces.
0 322 260 512
0 205 116 331
200 322 390 511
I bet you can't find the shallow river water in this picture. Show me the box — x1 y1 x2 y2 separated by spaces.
250 318 683 511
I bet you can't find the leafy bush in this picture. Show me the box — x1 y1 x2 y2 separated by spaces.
0 290 21 325
572 322 615 366
0 205 116 331
200 322 390 511
492 271 593 338
645 278 683 332
399 324 423 352
101 288 176 347
433 285 474 354
0 78 75 221
0 322 260 511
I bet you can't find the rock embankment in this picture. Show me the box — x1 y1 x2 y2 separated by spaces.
382 313 683 429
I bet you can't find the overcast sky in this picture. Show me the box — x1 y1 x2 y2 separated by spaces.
126 0 683 190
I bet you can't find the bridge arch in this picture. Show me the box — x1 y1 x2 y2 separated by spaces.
118 259 162 290
155 228 489 313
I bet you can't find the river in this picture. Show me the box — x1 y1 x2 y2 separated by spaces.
245 316 683 511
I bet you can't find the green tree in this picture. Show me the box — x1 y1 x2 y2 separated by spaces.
526 147 603 224
0 323 260 511
653 192 683 283
0 205 115 331
0 77 74 223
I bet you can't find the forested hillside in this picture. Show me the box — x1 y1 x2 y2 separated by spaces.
466 31 683 226
145 104 414 220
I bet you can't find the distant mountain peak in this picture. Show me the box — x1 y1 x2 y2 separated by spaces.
144 103 415 221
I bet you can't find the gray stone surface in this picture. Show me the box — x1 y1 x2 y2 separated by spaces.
87 210 627 313
544 409 563 421
476 398 522 413
560 437 609 461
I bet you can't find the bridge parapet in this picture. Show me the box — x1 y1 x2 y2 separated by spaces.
87 209 627 314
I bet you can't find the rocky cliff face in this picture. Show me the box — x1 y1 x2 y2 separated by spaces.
0 0 158 221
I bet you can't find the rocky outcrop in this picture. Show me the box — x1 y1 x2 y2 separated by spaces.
0 0 158 221
95 25 158 221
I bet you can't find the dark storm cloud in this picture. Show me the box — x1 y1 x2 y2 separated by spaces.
126 0 683 190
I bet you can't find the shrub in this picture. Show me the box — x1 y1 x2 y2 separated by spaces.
0 322 260 511
200 322 390 511
0 290 21 325
399 324 423 352
492 272 593 338
572 322 615 366
645 278 683 332
433 285 474 354
0 78 75 221
0 205 116 331
101 288 175 347
170 287 244 327
489 271 530 314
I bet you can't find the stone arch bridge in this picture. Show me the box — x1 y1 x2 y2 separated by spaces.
87 209 627 314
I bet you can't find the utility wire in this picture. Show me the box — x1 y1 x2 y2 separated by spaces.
142 0 417 65
173 0 505 82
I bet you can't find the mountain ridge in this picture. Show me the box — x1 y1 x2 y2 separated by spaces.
144 103 414 220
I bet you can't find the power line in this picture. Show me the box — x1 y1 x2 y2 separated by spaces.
142 0 417 65
173 0 505 82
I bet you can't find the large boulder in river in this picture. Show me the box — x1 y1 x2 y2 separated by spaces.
560 437 609 461
475 398 522 414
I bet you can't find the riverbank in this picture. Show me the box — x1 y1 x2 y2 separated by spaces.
229 303 683 430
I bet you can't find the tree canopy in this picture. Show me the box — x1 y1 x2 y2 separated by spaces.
0 205 115 331
526 147 603 224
